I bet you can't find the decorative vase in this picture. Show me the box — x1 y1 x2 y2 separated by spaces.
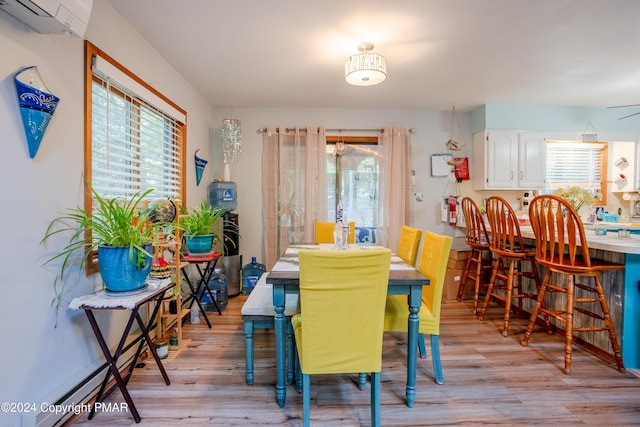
98 244 152 292
185 234 215 256
14 66 60 159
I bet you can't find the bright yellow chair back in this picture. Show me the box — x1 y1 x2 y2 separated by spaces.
397 225 422 266
383 231 452 385
293 248 391 374
384 231 452 335
314 221 355 244
417 231 452 331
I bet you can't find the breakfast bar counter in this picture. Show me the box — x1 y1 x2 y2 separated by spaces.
517 224 640 369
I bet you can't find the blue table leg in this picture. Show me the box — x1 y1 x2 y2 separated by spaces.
273 284 287 407
405 284 422 407
243 319 254 385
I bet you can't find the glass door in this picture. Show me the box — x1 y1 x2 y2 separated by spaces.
327 141 380 243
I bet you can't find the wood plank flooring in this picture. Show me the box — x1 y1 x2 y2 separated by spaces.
67 296 640 426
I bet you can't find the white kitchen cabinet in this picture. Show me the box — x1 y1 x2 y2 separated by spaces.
473 130 546 190
610 141 637 192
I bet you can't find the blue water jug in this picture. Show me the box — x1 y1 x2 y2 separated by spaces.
209 181 237 212
200 268 228 311
242 257 266 294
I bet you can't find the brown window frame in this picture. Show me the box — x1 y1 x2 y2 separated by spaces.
83 41 187 274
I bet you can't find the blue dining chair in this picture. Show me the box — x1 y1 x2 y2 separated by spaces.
383 231 452 384
292 248 391 427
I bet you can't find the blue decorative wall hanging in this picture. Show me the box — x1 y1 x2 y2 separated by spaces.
194 149 208 186
14 66 60 158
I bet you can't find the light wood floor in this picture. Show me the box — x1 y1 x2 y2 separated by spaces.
67 296 640 426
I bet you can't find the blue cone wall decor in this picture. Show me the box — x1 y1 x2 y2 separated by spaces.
14 66 60 158
194 149 208 186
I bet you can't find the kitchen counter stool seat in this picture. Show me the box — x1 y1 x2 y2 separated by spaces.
478 196 550 337
457 197 493 314
522 195 625 374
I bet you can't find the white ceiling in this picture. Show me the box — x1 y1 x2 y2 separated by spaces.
108 0 640 113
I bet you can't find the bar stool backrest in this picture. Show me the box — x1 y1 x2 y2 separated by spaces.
461 197 490 249
485 196 528 257
528 194 592 270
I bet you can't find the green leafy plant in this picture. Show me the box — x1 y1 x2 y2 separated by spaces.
41 188 168 305
179 201 226 237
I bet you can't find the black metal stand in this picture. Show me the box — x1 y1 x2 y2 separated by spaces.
181 253 222 328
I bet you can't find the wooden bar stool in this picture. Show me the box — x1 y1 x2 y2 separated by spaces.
456 197 492 314
521 195 625 374
478 196 549 337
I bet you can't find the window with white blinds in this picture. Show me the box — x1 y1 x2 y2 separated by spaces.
87 43 186 203
91 78 183 200
85 42 186 273
544 141 605 192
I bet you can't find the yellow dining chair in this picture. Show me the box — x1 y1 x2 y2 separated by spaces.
383 231 452 385
293 248 391 427
314 221 355 244
397 225 422 266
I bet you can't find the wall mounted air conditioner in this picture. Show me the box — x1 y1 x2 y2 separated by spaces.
0 0 93 37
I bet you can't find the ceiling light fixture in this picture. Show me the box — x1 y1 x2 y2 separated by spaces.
345 42 387 87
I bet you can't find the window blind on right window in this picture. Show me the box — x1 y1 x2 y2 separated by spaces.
545 141 605 191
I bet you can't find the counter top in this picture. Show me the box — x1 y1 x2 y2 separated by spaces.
583 222 640 231
519 225 640 255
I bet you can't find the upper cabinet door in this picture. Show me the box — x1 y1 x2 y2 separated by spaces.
611 141 637 192
519 132 546 188
487 131 518 189
473 130 546 190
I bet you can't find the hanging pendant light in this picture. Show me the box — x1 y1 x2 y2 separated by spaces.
345 42 387 87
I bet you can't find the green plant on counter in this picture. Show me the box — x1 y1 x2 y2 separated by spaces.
553 186 601 211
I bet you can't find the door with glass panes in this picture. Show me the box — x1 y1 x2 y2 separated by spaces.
326 137 380 243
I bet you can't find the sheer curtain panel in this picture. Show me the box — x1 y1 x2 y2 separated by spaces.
262 127 327 268
378 126 411 253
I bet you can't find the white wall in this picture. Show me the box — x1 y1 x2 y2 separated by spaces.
0 2 215 425
209 107 478 264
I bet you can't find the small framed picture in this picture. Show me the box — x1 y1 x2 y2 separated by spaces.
430 153 453 177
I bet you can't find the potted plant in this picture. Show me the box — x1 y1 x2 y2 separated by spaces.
553 186 601 212
180 201 226 256
42 188 170 297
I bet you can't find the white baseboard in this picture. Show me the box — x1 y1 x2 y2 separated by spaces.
22 330 149 427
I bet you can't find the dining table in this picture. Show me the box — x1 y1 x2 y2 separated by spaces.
265 244 430 408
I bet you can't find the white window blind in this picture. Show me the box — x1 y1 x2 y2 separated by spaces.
91 55 184 201
545 142 604 191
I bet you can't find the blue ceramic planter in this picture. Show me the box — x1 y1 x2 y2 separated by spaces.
185 234 214 255
98 244 152 292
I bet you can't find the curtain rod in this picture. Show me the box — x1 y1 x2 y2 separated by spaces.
257 127 416 134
